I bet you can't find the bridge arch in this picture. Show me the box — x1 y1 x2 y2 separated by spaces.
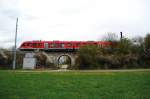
57 54 75 69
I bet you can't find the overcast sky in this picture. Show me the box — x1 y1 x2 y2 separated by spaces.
0 0 150 48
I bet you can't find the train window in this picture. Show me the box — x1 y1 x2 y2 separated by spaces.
60 43 65 48
29 43 32 47
26 43 32 47
33 43 36 47
38 43 42 47
51 44 54 47
22 43 25 46
51 44 55 47
26 43 30 46
25 43 28 46
67 43 72 47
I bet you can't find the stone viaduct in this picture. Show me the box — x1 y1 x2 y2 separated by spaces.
23 51 78 69
42 52 77 67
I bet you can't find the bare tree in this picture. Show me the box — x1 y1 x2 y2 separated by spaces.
132 36 144 45
101 32 118 41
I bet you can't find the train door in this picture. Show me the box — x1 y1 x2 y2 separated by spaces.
44 43 49 49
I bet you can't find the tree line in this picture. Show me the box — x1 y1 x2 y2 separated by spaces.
74 33 150 69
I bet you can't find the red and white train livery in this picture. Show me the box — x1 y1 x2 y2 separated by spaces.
19 40 111 51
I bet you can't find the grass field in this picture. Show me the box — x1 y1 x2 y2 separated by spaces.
0 70 150 99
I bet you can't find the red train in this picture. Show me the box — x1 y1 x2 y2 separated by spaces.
19 40 111 51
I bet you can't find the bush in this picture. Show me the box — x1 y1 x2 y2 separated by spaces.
34 52 56 69
0 49 24 69
75 45 100 69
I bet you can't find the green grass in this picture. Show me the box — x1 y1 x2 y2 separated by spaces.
0 70 150 99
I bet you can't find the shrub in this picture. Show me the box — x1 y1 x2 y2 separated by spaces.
76 45 100 69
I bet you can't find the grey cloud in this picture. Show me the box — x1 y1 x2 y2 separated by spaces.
0 0 21 48
0 38 14 43
1 9 21 19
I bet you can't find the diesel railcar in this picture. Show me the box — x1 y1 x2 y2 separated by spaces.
19 40 111 51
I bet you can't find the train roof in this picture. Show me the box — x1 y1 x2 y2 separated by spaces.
22 40 109 43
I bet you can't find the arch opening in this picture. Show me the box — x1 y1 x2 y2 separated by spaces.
58 55 72 69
